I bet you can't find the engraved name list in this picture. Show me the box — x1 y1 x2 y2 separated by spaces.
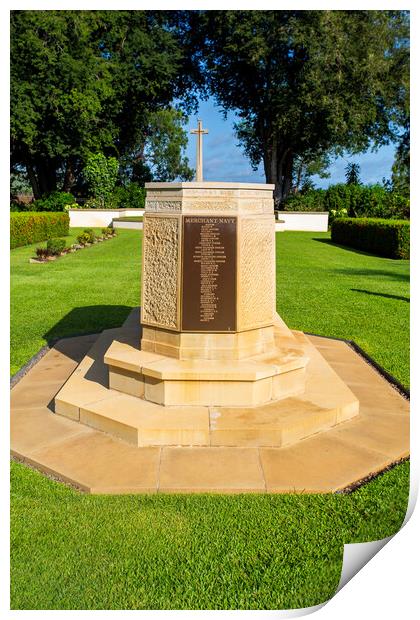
181 216 237 332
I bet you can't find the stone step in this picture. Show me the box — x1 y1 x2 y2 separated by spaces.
54 324 358 447
104 325 309 406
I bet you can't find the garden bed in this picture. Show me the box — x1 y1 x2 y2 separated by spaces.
29 228 117 263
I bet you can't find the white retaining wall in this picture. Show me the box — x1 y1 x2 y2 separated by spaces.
277 211 329 232
70 208 328 232
69 208 144 228
113 220 143 230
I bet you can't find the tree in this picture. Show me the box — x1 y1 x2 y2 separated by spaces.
145 109 194 181
10 169 32 199
120 108 194 184
345 163 361 185
292 151 331 193
83 153 119 207
10 11 194 197
190 10 409 205
389 8 410 197
391 136 409 196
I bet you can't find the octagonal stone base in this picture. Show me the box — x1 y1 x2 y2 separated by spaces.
105 330 308 408
51 311 357 448
10 309 409 494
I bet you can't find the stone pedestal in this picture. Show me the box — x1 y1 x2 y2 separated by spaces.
105 182 308 407
140 182 277 359
54 181 359 450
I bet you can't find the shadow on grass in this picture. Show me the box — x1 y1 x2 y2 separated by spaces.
351 288 410 303
43 304 134 362
312 237 382 258
312 237 410 264
335 268 409 282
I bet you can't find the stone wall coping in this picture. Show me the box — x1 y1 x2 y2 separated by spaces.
68 208 144 212
277 211 329 214
145 181 275 191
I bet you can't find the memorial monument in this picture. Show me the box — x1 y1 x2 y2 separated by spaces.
11 121 408 493
53 121 360 446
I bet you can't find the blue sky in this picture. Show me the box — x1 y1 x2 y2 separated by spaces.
184 97 396 187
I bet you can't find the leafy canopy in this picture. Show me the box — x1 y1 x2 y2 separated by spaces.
188 10 409 201
10 10 194 195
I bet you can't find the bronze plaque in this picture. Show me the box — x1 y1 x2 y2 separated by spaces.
181 216 237 332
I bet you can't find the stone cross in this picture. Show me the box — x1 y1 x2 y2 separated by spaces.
190 119 208 182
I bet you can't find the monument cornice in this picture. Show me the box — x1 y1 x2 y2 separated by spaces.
145 181 275 191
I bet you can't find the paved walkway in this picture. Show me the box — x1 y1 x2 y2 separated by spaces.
10 324 409 494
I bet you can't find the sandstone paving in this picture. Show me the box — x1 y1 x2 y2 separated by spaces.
259 435 392 493
28 432 161 494
158 446 265 493
11 332 409 494
11 406 92 457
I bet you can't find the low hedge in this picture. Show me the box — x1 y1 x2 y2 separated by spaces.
10 212 70 249
331 217 410 259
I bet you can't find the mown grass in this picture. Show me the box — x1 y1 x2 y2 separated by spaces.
10 460 409 610
10 229 141 376
10 230 410 609
275 232 409 387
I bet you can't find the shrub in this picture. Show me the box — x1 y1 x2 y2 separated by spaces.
46 238 66 255
329 208 348 224
10 200 30 212
101 227 113 236
10 212 69 249
112 183 146 209
281 183 409 220
83 197 112 210
282 189 326 212
83 228 95 243
331 218 410 259
324 183 365 216
83 153 119 208
35 247 49 259
76 232 92 246
324 183 409 219
385 192 410 220
32 191 76 212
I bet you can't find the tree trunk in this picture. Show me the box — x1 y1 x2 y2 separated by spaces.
26 157 58 198
63 158 77 193
282 151 294 199
263 140 294 207
25 160 41 199
37 158 57 196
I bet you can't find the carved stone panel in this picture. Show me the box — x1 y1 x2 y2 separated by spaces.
238 216 275 330
145 200 182 212
142 215 181 329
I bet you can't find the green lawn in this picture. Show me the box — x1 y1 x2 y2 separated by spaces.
275 232 409 387
11 228 142 376
10 230 410 610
